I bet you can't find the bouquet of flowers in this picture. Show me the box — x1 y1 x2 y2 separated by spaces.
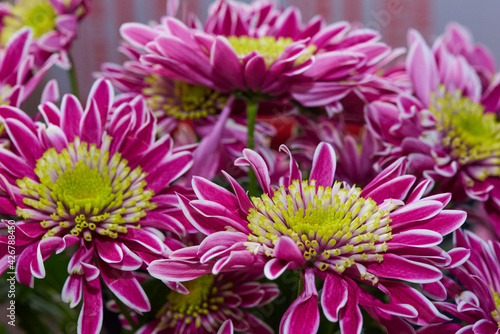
1 0 500 333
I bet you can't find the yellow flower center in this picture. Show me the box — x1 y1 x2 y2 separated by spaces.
430 91 500 171
16 136 156 241
227 36 316 67
164 275 223 328
492 291 500 327
142 76 227 120
1 0 57 45
247 180 397 280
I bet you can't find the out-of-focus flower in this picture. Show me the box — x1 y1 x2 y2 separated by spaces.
290 115 381 187
137 271 279 334
0 28 55 107
366 28 500 204
148 142 468 334
0 79 194 334
0 0 91 67
121 0 398 108
419 229 499 334
98 41 277 180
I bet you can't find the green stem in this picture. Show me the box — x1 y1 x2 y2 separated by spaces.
106 288 138 333
68 53 80 98
246 99 259 197
297 271 304 298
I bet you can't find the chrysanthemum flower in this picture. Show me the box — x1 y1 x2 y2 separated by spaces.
148 142 467 334
418 229 500 334
137 271 279 334
98 40 276 180
0 28 55 107
366 28 500 204
121 0 398 108
0 79 193 334
0 0 90 67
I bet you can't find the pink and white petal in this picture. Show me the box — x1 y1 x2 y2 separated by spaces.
264 258 293 280
390 229 443 248
380 280 451 325
62 274 83 308
339 280 363 334
321 273 348 322
367 254 442 284
60 94 84 138
95 239 124 264
77 278 103 334
3 118 44 164
273 236 307 266
309 142 336 188
217 320 234 334
446 247 470 269
235 149 273 196
367 176 416 206
192 176 241 211
100 263 150 313
31 236 61 278
148 259 211 281
280 268 319 334
222 171 253 214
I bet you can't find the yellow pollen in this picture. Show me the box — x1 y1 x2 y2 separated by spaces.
1 0 57 46
430 91 500 168
227 36 316 67
142 76 227 120
246 179 399 275
16 136 155 240
166 275 219 327
492 291 500 326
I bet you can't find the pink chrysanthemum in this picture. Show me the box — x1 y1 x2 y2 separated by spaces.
98 40 277 180
0 28 55 107
120 0 397 107
0 0 90 68
419 229 500 334
0 79 193 334
366 28 500 204
137 271 279 334
148 142 468 334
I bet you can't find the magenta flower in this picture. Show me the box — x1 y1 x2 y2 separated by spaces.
98 40 277 180
0 28 55 107
137 271 279 334
419 229 500 334
1 0 91 68
366 28 500 205
148 142 467 333
0 79 193 334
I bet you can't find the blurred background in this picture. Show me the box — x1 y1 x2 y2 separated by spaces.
45 0 500 98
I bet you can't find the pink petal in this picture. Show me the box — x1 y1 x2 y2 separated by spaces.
339 280 363 334
100 263 150 313
274 236 306 266
235 149 273 196
148 259 210 281
62 274 83 308
367 254 442 284
309 142 336 188
211 37 246 91
217 320 234 334
264 258 293 280
78 278 103 334
60 94 84 138
280 268 319 334
321 273 348 322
